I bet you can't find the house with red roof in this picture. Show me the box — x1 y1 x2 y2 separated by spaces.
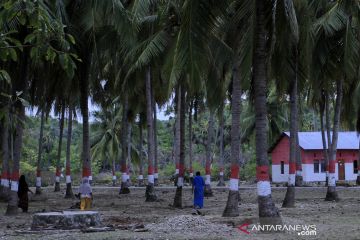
270 132 359 183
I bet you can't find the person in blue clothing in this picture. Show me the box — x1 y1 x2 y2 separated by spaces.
193 171 205 209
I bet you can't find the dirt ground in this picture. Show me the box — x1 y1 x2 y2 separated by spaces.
0 184 359 240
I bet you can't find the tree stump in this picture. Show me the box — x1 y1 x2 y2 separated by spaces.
32 211 101 230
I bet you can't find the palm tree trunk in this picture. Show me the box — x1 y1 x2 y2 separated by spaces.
138 120 144 186
253 0 282 225
173 88 180 186
223 64 241 217
325 79 342 201
217 106 225 186
204 110 214 197
320 99 330 187
145 67 157 201
173 85 185 208
282 52 298 208
357 139 360 185
79 53 92 184
153 99 159 186
188 101 193 184
325 91 332 172
0 111 10 201
65 106 74 198
295 134 302 186
120 95 130 194
6 105 25 215
127 123 132 185
54 103 65 192
35 109 45 195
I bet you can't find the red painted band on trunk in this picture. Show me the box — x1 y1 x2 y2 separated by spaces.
219 167 224 172
1 171 9 179
121 164 127 173
205 162 211 175
176 163 179 169
82 168 90 177
329 160 336 173
154 167 158 173
189 166 193 173
296 164 302 171
36 169 41 177
12 171 19 181
178 163 185 176
148 165 154 175
289 162 296 174
230 164 239 179
256 166 269 181
56 168 61 177
66 166 71 176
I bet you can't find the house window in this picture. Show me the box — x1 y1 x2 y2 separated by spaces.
320 159 326 173
354 160 358 174
281 161 284 174
314 160 319 173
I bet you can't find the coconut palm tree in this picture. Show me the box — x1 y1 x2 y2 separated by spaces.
64 105 75 198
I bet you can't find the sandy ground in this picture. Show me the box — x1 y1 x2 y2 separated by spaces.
0 184 359 240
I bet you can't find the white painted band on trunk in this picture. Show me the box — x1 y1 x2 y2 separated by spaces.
112 175 116 180
55 176 60 183
138 175 144 180
88 175 92 181
175 169 179 174
288 174 295 186
189 173 193 177
177 177 184 187
1 179 10 187
257 181 271 196
148 175 154 184
121 173 128 183
205 175 211 185
126 174 130 181
229 178 238 191
11 181 18 191
328 173 336 186
154 173 159 179
66 175 71 183
358 172 360 177
219 171 224 176
36 177 41 187
296 170 302 176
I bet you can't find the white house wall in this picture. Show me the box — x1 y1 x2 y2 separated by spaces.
345 163 357 181
272 164 289 182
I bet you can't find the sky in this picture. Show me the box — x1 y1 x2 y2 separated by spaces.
26 99 173 122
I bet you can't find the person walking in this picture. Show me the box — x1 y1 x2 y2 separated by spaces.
18 175 33 212
193 171 205 209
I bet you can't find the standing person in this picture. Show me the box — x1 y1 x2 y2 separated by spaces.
79 177 92 210
18 175 33 212
193 171 205 209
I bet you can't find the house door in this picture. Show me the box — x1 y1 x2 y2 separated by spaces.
338 159 345 180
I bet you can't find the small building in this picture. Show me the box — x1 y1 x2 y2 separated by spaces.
270 132 359 183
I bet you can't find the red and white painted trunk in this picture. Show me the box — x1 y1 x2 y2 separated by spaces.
288 162 296 186
66 164 71 184
177 163 184 187
256 166 271 197
229 164 239 191
55 167 61 184
205 163 211 185
154 167 158 181
148 165 154 184
328 160 336 187
36 169 42 188
1 171 10 188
